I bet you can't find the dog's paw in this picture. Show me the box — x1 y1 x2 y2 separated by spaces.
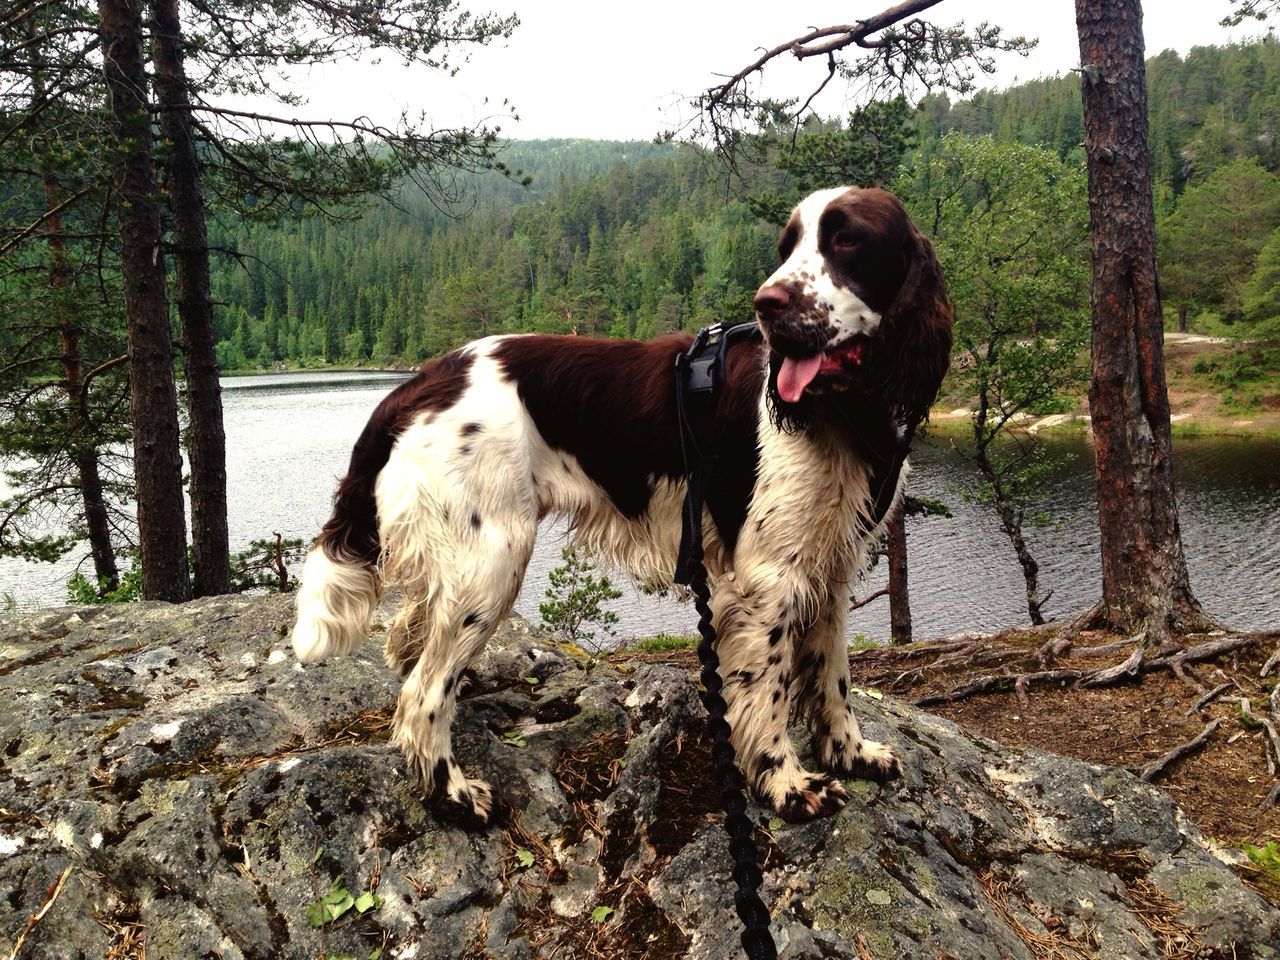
408 755 497 830
821 738 901 783
767 772 849 823
435 775 495 831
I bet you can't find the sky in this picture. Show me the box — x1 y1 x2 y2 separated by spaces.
266 1 1273 141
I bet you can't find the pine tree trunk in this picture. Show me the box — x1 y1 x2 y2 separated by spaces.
99 0 190 602
150 0 230 596
1074 0 1212 639
885 507 912 645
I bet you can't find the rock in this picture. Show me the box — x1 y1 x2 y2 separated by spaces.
1 595 1277 959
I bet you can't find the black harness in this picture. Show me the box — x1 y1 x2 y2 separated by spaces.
672 321 915 960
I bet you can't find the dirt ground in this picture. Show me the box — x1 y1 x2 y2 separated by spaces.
622 626 1280 905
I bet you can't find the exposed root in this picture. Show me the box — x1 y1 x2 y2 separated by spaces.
1139 718 1221 782
1185 681 1235 716
1079 642 1146 688
1239 698 1280 777
916 668 1086 707
914 634 1261 706
1261 644 1280 678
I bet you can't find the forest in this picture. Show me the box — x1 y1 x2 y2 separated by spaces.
207 38 1280 372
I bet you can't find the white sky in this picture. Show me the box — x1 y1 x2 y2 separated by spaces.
274 1 1272 141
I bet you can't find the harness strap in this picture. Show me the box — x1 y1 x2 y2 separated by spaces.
674 320 760 587
674 319 777 960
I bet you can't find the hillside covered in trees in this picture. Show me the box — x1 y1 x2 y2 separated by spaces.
211 38 1280 372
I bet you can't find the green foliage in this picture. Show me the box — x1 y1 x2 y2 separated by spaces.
64 536 307 603
538 546 622 650
848 633 877 653
623 633 696 653
208 141 779 366
1243 226 1280 342
748 98 916 224
228 535 309 593
1223 1 1280 26
67 557 143 605
305 877 382 928
901 134 1089 623
1160 158 1280 322
902 494 953 519
1243 840 1280 878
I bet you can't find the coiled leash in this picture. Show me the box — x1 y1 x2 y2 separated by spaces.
673 320 777 960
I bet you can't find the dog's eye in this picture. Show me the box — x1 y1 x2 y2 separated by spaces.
832 230 860 250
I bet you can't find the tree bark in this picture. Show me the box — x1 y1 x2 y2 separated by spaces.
1074 0 1212 639
99 0 190 601
1177 303 1188 333
150 0 230 596
885 506 912 645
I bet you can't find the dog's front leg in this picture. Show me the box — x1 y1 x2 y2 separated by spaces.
793 591 901 782
711 568 849 822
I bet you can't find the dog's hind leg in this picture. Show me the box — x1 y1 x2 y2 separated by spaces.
374 392 540 827
794 591 901 783
386 511 535 827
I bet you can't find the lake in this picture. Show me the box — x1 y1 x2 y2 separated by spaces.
2 371 1278 639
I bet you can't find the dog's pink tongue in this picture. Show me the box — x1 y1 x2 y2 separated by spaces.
777 354 823 404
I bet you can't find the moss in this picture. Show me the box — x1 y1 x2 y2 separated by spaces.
139 779 189 816
1169 867 1228 912
806 864 898 957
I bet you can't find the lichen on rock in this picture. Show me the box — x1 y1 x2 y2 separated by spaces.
1 595 1277 959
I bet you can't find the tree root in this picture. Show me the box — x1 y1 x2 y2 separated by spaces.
1079 642 1145 688
1185 682 1235 716
915 668 1087 707
911 634 1260 706
1139 718 1221 782
1239 698 1280 778
1261 644 1280 678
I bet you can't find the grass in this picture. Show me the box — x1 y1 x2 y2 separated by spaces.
621 633 697 654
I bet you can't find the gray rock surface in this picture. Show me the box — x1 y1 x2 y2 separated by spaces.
1 595 1276 959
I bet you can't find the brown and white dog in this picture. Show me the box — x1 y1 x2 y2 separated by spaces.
291 186 952 826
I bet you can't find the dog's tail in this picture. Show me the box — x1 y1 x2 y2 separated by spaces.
291 404 396 663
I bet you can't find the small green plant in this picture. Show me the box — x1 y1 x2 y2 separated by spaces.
67 552 143 604
848 633 877 653
229 533 308 593
538 546 622 651
1243 840 1280 879
305 876 382 928
624 633 696 653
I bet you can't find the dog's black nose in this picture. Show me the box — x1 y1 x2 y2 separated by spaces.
754 284 791 315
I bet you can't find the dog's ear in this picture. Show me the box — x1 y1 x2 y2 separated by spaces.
877 225 953 428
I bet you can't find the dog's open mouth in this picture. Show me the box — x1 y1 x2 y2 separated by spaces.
775 336 870 403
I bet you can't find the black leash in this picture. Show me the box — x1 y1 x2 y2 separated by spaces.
673 320 777 960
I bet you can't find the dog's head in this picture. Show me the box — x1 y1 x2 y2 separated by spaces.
754 187 952 431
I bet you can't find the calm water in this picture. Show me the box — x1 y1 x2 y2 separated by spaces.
3 371 1278 638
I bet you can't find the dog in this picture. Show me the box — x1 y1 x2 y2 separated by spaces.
291 186 953 826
